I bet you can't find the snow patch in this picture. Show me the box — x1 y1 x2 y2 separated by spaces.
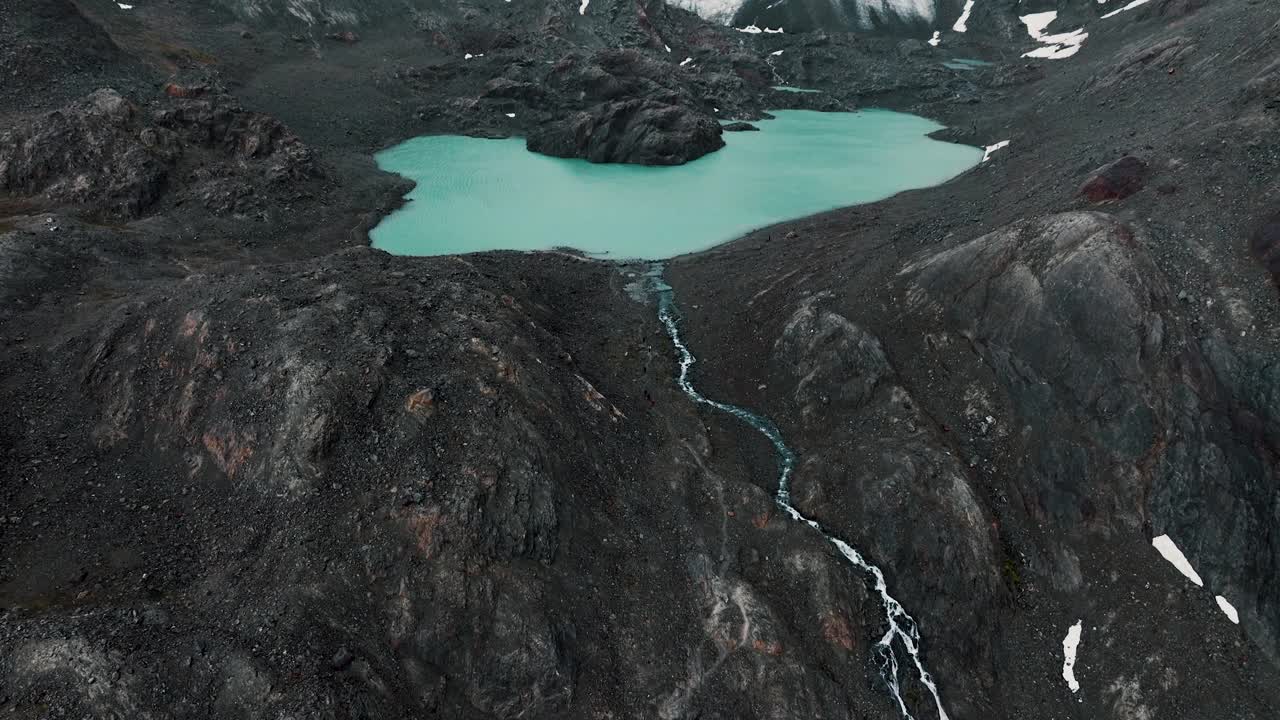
928 30 941 47
1023 38 1086 60
982 140 1009 162
1151 535 1204 587
579 0 589 15
505 113 516 118
1216 596 1240 624
734 23 785 34
1021 11 1058 39
1062 621 1083 693
770 50 784 56
117 2 134 8
1102 0 1153 19
680 57 694 67
1019 12 1088 60
664 44 672 53
953 0 975 33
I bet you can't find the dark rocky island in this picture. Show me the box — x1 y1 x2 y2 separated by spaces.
526 98 725 165
2 1 1279 719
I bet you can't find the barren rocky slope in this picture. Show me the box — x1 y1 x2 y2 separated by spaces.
1 1 1279 719
672 1 1280 717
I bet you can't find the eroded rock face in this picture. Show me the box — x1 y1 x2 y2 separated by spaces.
527 99 725 165
902 213 1171 545
0 88 315 217
0 90 174 217
770 292 1002 716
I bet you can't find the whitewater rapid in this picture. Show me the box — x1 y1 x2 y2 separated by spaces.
647 265 949 720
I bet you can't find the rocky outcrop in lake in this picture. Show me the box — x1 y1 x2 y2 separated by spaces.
527 99 725 165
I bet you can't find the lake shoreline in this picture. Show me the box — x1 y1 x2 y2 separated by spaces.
370 109 982 259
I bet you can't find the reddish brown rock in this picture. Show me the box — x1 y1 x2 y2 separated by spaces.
1080 155 1149 202
163 82 208 99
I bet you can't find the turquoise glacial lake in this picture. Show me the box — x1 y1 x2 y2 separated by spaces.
371 109 980 259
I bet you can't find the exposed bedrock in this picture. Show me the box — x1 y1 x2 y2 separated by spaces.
526 98 725 165
688 211 1280 717
899 212 1177 565
898 211 1280 661
0 241 987 719
513 48 754 164
771 293 1002 717
0 88 316 217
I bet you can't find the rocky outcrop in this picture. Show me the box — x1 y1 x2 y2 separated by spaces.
722 121 759 131
0 89 315 217
0 89 175 217
526 99 725 165
676 203 1280 717
0 237 959 719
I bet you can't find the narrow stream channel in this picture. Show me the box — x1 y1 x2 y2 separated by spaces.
646 264 950 720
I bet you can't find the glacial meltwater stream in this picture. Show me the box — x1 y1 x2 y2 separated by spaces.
373 109 973 718
647 267 949 720
370 109 980 258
